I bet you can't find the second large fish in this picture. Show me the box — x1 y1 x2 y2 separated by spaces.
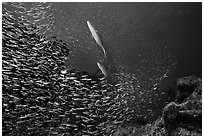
87 21 107 58
97 62 107 77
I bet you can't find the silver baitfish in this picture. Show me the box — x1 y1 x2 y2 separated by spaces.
2 4 135 136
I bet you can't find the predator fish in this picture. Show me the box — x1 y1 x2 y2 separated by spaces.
97 62 107 77
87 21 107 58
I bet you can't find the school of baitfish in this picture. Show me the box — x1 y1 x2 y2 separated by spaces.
2 2 178 136
2 4 135 136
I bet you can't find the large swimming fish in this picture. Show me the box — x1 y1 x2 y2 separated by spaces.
87 21 107 58
97 62 107 77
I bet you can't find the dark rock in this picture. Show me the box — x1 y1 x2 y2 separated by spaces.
144 76 202 136
179 91 202 126
175 76 201 103
143 117 167 136
163 76 202 135
163 102 180 127
171 127 202 136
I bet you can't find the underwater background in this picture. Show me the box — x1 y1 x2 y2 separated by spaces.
2 2 202 136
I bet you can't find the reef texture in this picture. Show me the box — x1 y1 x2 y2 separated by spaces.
111 76 202 136
144 76 202 136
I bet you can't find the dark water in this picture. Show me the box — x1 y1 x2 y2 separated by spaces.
4 2 201 77
6 2 201 78
41 2 201 79
2 2 202 135
102 3 202 79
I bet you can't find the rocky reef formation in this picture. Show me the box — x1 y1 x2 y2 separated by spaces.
144 76 202 136
109 76 202 136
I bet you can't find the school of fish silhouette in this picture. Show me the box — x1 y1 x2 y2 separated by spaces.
2 6 136 136
2 3 176 136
